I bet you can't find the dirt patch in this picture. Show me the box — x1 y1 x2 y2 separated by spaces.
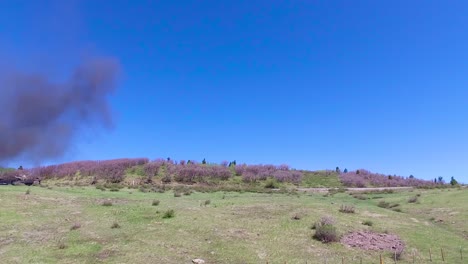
341 231 405 253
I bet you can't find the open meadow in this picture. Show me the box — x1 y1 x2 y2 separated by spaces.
0 184 466 264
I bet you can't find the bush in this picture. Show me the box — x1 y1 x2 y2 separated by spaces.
362 220 373 226
378 201 390 208
352 193 367 200
174 192 181 197
311 216 335 230
339 204 355 213
313 224 339 243
152 200 160 206
25 189 30 195
264 178 280 189
408 196 418 203
204 200 211 206
111 222 120 229
102 201 113 206
162 209 175 219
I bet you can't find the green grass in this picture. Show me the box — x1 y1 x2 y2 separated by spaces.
0 185 466 263
301 170 343 187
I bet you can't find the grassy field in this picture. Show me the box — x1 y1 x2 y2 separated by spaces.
0 185 466 263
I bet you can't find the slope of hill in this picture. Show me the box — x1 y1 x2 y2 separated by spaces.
1 158 442 190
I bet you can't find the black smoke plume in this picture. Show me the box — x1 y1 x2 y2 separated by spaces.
0 58 121 163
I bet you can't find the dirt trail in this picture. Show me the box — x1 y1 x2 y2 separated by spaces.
295 187 413 193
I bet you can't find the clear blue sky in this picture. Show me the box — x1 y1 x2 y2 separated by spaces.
1 1 467 183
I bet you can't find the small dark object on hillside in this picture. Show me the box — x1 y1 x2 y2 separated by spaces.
204 200 211 206
162 209 175 219
292 214 301 220
70 223 81 230
111 222 120 229
363 220 373 226
174 192 181 197
25 189 30 195
339 204 355 213
408 196 418 203
378 201 390 208
58 241 67 249
152 200 160 206
102 201 113 206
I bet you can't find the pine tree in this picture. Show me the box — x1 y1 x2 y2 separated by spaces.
450 177 458 186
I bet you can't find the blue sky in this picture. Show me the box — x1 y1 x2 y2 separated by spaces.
1 1 467 183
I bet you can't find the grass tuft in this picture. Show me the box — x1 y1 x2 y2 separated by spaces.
162 209 175 219
102 200 113 206
339 204 355 213
152 200 160 206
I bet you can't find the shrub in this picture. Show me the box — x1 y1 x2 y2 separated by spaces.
311 216 335 230
392 208 403 212
102 201 113 206
313 224 339 243
152 200 160 206
352 194 367 200
70 223 81 230
109 187 120 192
362 220 373 226
162 209 175 219
204 200 211 206
378 201 390 208
339 204 355 213
264 178 280 189
174 192 181 197
25 189 31 195
408 196 418 203
111 222 120 229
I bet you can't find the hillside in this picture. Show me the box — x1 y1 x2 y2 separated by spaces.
0 158 443 190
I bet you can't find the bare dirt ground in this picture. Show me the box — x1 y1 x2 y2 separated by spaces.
341 231 405 253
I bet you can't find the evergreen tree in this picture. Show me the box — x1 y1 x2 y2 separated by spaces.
343 168 348 173
335 167 341 173
202 158 206 165
450 177 458 186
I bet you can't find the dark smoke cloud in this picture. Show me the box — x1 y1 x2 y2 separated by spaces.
0 57 121 163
